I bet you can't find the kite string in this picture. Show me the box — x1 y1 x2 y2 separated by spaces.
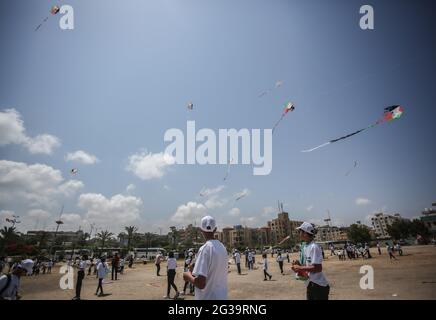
272 113 286 134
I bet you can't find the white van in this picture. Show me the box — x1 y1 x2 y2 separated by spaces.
134 248 166 261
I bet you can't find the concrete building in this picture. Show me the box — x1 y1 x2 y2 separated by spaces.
314 226 349 242
222 227 234 248
421 207 436 235
26 230 84 244
267 212 303 245
371 213 404 238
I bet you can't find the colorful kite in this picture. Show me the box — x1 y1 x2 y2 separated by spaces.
187 102 194 110
70 168 78 175
302 105 404 152
272 102 295 134
35 6 60 31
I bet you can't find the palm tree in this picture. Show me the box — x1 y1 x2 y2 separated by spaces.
125 226 138 251
96 230 114 249
0 226 17 242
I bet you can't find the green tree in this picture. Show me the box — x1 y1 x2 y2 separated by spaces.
125 226 138 251
410 219 431 241
96 230 114 249
347 224 372 244
386 220 411 240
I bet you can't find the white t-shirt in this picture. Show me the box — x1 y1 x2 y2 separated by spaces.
304 242 329 287
234 252 241 264
0 274 20 300
78 260 86 270
167 258 177 270
97 262 107 279
262 258 268 270
192 239 228 300
276 255 284 262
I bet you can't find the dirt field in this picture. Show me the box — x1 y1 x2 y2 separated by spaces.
17 245 436 300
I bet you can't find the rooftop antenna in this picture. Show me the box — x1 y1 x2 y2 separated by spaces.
324 210 332 227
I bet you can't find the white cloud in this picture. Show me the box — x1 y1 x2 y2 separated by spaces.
78 193 142 231
356 198 371 206
228 208 241 217
199 186 225 197
240 216 258 227
126 184 136 194
61 213 85 227
65 150 99 165
163 185 170 191
199 185 227 209
25 134 60 155
205 195 227 209
58 180 84 197
171 202 207 224
27 209 51 219
0 210 15 222
0 109 60 154
261 206 275 217
306 205 314 211
126 151 175 180
0 160 84 209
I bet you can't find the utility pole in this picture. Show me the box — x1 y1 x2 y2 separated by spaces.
49 206 64 260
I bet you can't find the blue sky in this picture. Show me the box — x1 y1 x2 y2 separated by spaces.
0 0 435 234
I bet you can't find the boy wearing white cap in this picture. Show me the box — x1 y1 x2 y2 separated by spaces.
0 259 33 300
183 215 228 300
292 222 330 300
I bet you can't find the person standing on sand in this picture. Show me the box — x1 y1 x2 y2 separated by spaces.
73 255 87 300
163 251 180 299
276 252 284 274
387 245 397 260
234 250 241 275
182 251 194 296
292 222 330 300
111 253 120 281
95 257 108 297
377 241 382 255
262 253 272 281
183 216 228 300
155 252 163 276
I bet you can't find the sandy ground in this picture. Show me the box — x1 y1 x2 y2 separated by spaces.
17 245 436 300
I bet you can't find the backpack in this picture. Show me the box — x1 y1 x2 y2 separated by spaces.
0 274 12 299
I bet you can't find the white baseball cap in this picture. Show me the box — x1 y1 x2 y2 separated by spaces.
18 259 34 274
296 222 315 235
200 215 216 232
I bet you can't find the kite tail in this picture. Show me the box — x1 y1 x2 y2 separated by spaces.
272 113 286 134
35 16 49 31
301 142 331 153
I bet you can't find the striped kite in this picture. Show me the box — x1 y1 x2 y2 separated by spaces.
302 105 404 152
